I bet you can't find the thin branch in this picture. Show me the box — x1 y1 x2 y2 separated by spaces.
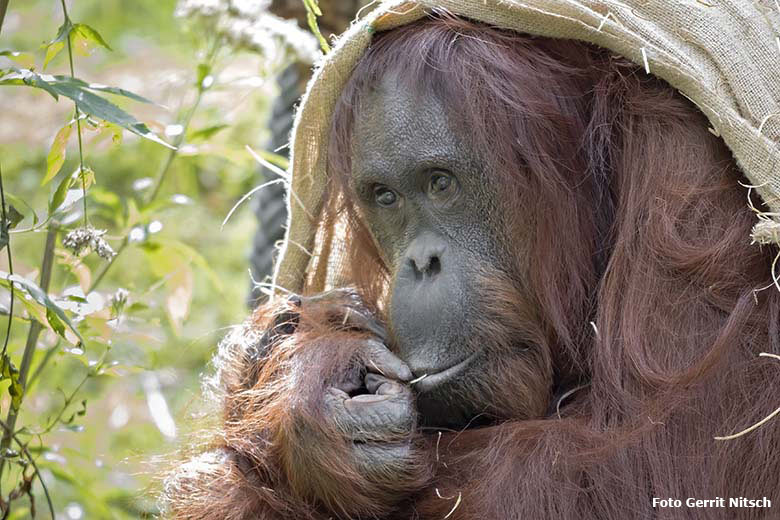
0 165 15 359
0 224 57 477
59 0 89 227
0 418 54 519
41 375 89 435
147 35 221 204
87 236 127 293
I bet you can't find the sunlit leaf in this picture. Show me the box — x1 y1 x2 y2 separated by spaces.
0 50 35 69
43 19 73 69
1 69 172 148
152 239 224 294
303 0 322 16
47 82 172 148
46 307 67 338
49 75 155 104
188 124 229 142
0 271 84 346
70 24 112 56
44 122 74 185
0 69 59 99
0 354 22 411
78 165 96 190
90 121 123 148
303 0 330 53
43 42 65 69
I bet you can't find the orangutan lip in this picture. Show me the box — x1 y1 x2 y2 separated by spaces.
411 352 478 393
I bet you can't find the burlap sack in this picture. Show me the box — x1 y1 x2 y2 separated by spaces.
272 0 780 296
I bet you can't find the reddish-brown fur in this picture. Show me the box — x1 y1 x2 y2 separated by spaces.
164 15 780 519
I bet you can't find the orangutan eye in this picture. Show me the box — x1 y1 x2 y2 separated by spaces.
374 186 398 207
428 171 456 197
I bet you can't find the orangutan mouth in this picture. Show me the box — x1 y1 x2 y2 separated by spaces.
411 352 478 393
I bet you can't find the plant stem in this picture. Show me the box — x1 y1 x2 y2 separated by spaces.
41 374 89 434
59 0 88 228
0 224 57 478
145 86 202 203
0 165 14 359
87 236 127 293
146 36 221 204
0 418 54 519
0 0 9 36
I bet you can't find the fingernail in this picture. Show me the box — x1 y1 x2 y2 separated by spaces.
350 394 389 404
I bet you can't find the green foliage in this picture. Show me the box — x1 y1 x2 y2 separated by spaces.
303 0 331 53
0 0 280 517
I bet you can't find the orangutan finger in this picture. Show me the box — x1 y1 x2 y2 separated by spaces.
362 339 412 382
364 373 408 396
324 387 414 441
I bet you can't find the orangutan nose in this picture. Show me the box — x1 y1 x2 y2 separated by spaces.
406 235 445 281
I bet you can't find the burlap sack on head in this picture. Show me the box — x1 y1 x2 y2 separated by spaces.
272 0 780 296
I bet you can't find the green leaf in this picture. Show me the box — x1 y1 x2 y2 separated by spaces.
0 50 35 69
46 307 66 338
303 0 322 16
4 194 38 227
1 69 171 148
0 272 83 346
77 166 96 190
44 42 65 69
156 239 225 294
44 122 74 185
49 83 172 148
70 24 112 56
5 205 23 229
49 170 76 213
52 84 161 142
0 204 22 252
306 11 330 53
43 19 73 69
188 124 229 142
0 70 59 99
50 75 155 104
303 0 329 53
0 354 22 411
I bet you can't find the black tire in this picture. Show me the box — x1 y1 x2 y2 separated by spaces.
248 63 306 307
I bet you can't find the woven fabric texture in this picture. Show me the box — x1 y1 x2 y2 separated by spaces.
272 0 780 295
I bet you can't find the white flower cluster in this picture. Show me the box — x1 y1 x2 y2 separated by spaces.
62 227 116 260
175 0 321 63
174 0 227 18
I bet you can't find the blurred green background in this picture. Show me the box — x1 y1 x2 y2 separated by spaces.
0 0 304 517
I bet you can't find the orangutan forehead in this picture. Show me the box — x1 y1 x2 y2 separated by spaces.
349 72 482 188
